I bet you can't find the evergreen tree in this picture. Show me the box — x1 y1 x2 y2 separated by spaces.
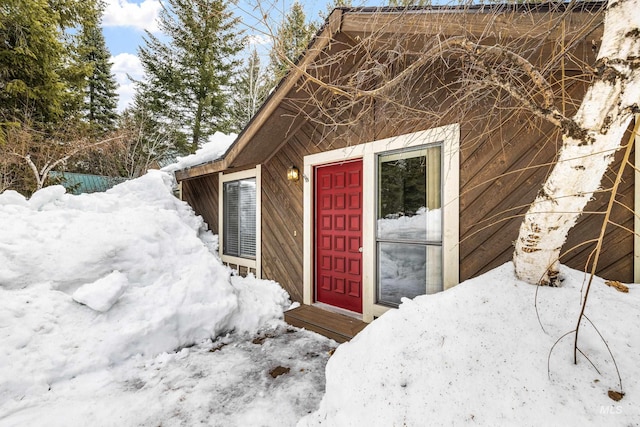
229 48 270 132
0 0 67 126
78 22 119 133
0 0 100 132
268 1 317 83
136 0 244 154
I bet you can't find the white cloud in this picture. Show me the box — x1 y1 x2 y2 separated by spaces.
103 0 162 32
247 34 272 47
111 53 145 111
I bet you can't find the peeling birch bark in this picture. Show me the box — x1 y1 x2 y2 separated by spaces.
513 0 640 285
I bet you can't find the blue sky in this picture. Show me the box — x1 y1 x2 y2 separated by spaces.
103 0 351 111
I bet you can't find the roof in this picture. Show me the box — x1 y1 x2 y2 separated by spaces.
50 172 127 195
174 2 606 181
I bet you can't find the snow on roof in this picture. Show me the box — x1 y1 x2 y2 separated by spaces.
162 131 237 173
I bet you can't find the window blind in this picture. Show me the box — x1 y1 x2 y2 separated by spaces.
223 178 256 259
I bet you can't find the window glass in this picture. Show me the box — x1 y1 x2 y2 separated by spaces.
377 146 441 241
224 178 256 258
376 145 442 306
377 243 442 305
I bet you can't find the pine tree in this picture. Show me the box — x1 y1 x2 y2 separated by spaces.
229 48 270 132
0 0 67 126
135 0 244 154
0 0 100 130
79 23 119 134
268 1 317 83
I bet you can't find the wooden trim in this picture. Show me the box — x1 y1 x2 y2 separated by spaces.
443 124 461 290
221 254 257 270
218 167 261 275
635 114 640 282
303 162 313 306
340 8 603 40
175 159 226 181
256 165 262 278
218 172 223 260
362 149 377 322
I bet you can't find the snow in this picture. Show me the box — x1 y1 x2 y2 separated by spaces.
300 264 640 426
1 169 638 426
377 208 443 303
162 131 237 172
377 206 441 241
1 170 333 425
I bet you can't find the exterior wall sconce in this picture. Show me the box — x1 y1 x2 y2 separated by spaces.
287 166 300 182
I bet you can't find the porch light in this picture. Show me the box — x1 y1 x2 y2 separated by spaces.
287 166 300 182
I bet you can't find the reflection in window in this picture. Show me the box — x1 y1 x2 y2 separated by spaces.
377 145 442 306
223 178 256 259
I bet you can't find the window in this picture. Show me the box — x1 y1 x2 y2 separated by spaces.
223 178 256 259
376 145 442 306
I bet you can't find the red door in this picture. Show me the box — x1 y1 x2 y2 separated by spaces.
315 160 363 313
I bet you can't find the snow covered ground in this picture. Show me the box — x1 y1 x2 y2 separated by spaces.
1 168 638 426
301 264 640 426
0 171 334 426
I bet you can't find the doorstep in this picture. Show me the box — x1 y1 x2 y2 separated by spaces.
284 304 368 343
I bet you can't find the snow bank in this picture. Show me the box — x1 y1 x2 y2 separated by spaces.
227 274 293 334
162 131 236 172
0 170 289 406
300 264 640 426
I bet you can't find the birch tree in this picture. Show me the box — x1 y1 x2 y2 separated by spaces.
512 0 640 285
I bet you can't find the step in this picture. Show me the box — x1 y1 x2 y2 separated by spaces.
284 304 368 343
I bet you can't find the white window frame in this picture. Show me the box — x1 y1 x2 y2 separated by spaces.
303 124 460 322
635 113 640 282
219 166 261 277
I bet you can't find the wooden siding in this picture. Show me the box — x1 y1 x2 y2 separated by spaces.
180 111 634 298
182 174 219 234
176 7 634 301
458 118 635 283
261 109 634 304
261 137 307 301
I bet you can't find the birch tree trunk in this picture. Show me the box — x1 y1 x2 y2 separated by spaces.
513 0 640 284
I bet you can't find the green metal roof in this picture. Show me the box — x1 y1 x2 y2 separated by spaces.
49 172 126 195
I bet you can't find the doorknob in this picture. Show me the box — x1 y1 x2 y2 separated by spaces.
358 247 363 253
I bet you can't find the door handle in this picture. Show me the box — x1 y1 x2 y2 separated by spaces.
358 247 363 253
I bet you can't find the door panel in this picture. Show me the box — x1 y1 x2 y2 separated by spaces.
315 160 363 313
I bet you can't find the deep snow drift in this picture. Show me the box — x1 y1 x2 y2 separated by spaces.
300 264 640 426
